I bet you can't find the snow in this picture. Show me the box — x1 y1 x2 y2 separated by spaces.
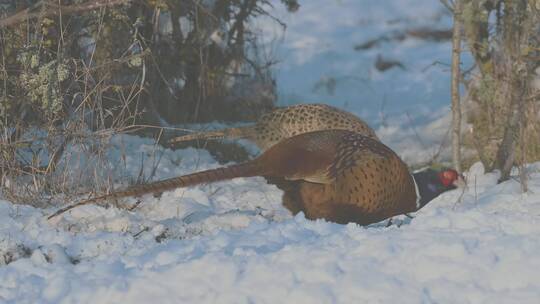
1 1 539 303
257 0 459 121
1 153 540 303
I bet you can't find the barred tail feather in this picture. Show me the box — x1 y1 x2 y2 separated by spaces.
47 161 264 219
168 126 251 144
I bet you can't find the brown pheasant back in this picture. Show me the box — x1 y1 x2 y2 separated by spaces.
251 104 378 150
169 104 378 150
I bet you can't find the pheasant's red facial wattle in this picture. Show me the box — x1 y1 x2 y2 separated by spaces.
438 169 459 187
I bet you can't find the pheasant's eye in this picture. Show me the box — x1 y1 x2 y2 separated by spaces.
439 169 458 187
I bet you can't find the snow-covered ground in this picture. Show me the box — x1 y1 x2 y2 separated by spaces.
1 1 539 303
1 135 540 303
264 0 456 120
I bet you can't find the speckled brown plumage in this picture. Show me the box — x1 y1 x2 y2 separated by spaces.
51 130 418 225
267 131 417 225
169 104 378 150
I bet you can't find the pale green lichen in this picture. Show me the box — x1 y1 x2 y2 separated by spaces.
18 56 70 117
128 55 143 67
30 54 40 69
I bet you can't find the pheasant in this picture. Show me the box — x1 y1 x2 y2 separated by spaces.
49 130 461 225
168 104 378 151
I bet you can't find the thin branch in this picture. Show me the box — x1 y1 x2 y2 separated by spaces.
439 0 455 13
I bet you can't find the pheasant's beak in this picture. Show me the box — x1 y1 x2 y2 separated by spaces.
452 174 466 188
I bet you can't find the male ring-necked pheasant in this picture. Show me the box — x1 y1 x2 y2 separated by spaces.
50 130 461 225
169 104 378 150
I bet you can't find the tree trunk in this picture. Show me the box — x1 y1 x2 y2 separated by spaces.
495 75 528 183
451 0 463 173
494 0 531 183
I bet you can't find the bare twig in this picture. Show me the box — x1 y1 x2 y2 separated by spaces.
439 0 455 13
405 112 427 150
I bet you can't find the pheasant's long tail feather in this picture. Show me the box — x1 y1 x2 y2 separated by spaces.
47 161 264 219
168 126 251 144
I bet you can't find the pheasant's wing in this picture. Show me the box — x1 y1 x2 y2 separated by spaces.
260 130 394 185
266 141 337 184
